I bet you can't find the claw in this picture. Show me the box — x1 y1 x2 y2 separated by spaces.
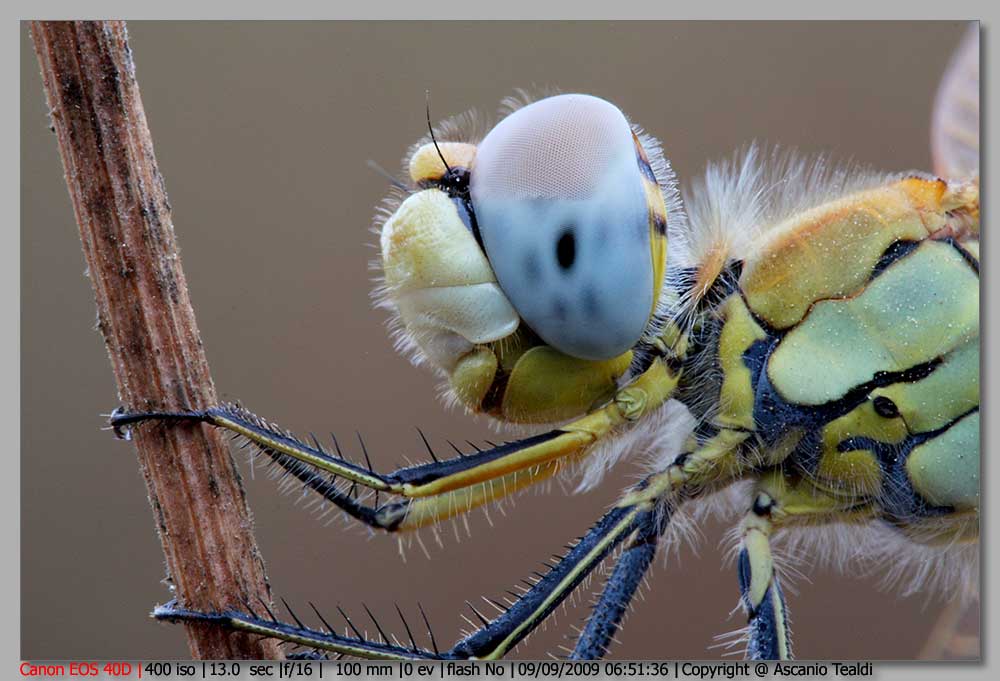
109 406 133 441
107 406 208 442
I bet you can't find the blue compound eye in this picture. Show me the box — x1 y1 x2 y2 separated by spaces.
469 94 655 361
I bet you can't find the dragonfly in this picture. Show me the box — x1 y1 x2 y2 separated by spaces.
111 26 979 661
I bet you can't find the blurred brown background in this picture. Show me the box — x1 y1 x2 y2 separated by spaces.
21 21 975 660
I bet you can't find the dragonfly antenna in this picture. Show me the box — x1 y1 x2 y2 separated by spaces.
366 159 408 192
425 90 452 174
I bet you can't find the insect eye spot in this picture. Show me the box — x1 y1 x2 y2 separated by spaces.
872 396 900 418
556 228 576 270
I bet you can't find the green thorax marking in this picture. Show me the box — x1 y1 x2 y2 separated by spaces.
767 240 978 406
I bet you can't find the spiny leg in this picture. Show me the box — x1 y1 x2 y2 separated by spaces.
547 425 757 660
615 422 878 660
112 403 594 532
154 492 662 660
142 388 749 659
570 425 747 661
546 426 759 659
570 507 668 659
238 420 573 533
110 358 679 533
734 470 878 660
736 492 789 661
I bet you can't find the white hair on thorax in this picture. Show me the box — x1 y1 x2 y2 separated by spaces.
670 145 907 317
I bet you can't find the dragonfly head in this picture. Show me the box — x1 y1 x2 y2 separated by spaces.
379 93 677 421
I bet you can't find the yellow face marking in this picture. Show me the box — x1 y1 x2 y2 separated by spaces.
408 141 477 183
381 190 496 291
501 346 633 423
449 347 499 411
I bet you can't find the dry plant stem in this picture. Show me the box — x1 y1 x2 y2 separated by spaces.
31 20 282 660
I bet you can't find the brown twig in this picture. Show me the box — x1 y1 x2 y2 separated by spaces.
31 21 282 660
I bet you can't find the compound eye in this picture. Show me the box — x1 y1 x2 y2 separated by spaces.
470 94 657 360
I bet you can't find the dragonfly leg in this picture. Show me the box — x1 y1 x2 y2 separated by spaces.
112 403 604 532
285 448 573 532
569 507 667 659
617 426 752 510
109 359 680 533
571 428 752 661
736 490 790 661
154 489 661 660
735 471 878 660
